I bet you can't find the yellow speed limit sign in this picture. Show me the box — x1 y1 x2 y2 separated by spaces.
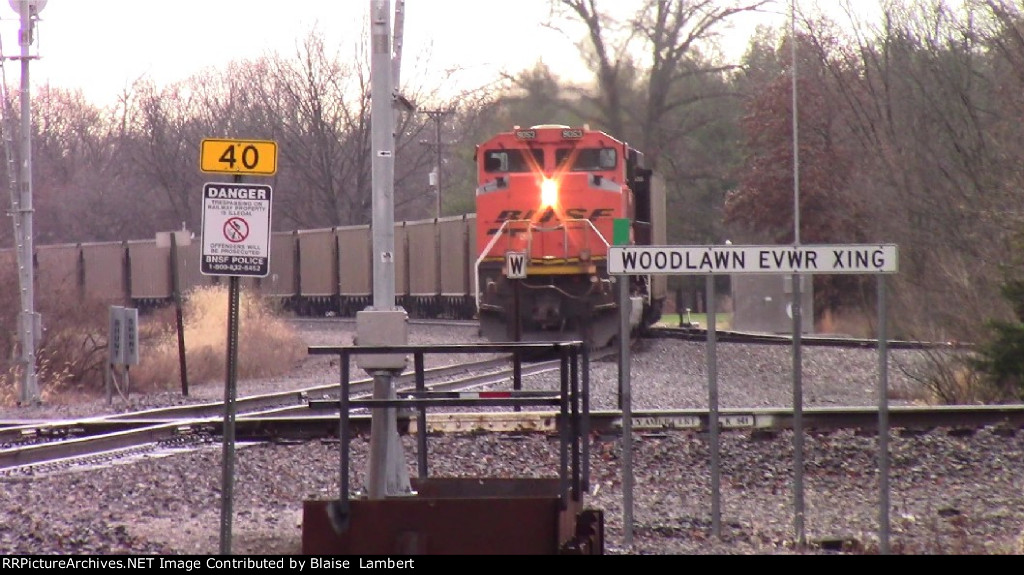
200 138 277 175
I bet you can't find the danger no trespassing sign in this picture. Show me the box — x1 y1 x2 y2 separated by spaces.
200 182 273 277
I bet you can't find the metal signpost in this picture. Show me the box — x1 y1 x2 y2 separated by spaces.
706 275 720 537
199 139 276 555
611 218 634 545
609 242 898 549
506 252 526 343
157 230 193 397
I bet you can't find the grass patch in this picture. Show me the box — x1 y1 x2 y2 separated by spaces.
658 313 732 330
1 282 306 406
130 285 307 393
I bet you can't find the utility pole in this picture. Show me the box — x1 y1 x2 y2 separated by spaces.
362 0 412 500
419 108 453 219
6 0 44 405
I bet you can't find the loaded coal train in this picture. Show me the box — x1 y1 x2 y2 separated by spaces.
3 217 478 321
3 125 666 348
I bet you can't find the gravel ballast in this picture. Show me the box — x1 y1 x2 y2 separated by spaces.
2 321 1022 555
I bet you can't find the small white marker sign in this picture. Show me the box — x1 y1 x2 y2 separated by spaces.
506 252 527 279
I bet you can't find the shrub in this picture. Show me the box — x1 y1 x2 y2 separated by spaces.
0 270 110 405
128 284 307 392
968 279 1024 403
1 267 306 405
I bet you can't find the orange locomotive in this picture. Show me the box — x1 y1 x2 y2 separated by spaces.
474 124 666 348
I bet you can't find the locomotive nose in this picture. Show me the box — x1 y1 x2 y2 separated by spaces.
531 295 563 328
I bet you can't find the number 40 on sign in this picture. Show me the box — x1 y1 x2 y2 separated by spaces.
200 138 277 176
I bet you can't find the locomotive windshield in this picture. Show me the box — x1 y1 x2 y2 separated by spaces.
483 149 544 173
555 148 617 171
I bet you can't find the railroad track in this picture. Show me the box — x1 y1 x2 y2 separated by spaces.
643 325 973 350
235 404 1024 437
6 400 1023 475
286 317 477 329
0 351 581 472
3 329 1019 475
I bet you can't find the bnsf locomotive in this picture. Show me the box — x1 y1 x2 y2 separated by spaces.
10 125 664 347
474 124 667 348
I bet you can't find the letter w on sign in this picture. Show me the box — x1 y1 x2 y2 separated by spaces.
506 252 527 279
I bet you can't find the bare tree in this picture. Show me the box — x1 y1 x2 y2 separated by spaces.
84 67 280 239
20 85 153 242
725 0 1016 341
554 0 769 163
237 30 444 229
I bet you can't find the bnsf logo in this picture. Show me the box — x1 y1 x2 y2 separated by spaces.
486 207 614 235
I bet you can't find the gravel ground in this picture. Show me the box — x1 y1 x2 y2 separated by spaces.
2 320 1022 555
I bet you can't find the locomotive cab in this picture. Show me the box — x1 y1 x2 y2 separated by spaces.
474 124 664 348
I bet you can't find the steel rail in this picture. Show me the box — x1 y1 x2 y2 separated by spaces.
644 326 974 350
0 353 576 470
239 404 1024 438
4 403 1022 472
0 356 515 445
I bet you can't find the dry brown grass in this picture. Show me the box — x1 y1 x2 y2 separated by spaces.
1 282 305 406
128 285 307 392
0 273 110 405
816 308 875 338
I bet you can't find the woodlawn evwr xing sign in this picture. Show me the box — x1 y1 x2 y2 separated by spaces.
200 182 273 277
608 244 898 275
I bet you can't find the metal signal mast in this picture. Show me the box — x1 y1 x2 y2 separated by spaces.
362 0 413 499
2 0 45 405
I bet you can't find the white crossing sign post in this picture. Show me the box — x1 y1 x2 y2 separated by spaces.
200 182 273 277
608 244 898 275
608 241 899 549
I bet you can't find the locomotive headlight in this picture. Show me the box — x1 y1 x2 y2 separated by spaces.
540 178 559 207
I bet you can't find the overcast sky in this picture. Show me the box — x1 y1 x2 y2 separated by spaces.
0 1 797 107
0 0 585 106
